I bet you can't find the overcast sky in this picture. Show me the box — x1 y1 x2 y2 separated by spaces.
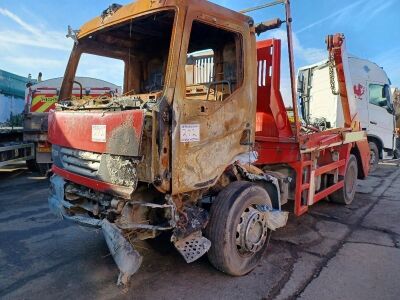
0 0 399 103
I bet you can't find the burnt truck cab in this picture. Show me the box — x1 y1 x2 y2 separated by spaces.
49 0 370 286
49 0 259 285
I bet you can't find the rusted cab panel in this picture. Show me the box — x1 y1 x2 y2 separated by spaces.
171 1 256 194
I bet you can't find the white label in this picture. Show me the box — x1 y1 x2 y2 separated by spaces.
180 124 200 143
92 125 107 142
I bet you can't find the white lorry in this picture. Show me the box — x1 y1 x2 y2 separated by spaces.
298 55 398 171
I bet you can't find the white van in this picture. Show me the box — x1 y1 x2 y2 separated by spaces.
298 56 397 171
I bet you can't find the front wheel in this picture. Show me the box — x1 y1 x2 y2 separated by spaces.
205 181 272 276
26 159 38 172
368 142 379 173
37 163 52 176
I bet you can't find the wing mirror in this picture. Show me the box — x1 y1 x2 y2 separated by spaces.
386 104 394 114
379 99 388 107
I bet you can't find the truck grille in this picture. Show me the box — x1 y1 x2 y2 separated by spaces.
53 145 139 189
60 147 101 177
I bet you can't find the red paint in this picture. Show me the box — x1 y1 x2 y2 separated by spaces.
255 38 369 216
48 109 145 155
52 165 133 198
256 39 293 139
353 84 365 99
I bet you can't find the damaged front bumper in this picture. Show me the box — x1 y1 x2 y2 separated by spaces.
48 174 211 286
49 175 142 285
49 174 289 287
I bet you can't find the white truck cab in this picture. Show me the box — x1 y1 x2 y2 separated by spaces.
298 56 397 171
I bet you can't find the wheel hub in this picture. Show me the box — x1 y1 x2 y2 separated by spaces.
236 206 268 254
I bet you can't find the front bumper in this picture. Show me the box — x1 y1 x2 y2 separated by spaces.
48 174 102 227
49 174 143 286
52 164 135 199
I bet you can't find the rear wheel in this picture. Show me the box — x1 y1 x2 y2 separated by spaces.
37 163 51 176
329 154 358 205
26 160 51 176
26 159 38 172
368 142 379 173
205 181 272 276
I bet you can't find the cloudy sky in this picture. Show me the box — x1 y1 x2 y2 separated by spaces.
0 0 399 103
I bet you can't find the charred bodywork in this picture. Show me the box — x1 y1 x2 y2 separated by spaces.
48 0 369 286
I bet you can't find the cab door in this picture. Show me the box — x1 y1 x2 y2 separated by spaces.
367 83 395 151
171 10 257 194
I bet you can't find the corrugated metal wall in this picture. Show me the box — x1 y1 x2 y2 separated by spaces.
0 69 31 98
0 69 31 127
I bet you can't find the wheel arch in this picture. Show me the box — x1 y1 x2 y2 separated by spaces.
256 181 280 210
234 164 283 210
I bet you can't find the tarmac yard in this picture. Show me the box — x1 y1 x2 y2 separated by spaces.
1 162 400 300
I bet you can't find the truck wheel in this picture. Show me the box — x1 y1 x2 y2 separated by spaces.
205 181 272 276
369 142 379 173
394 138 400 159
329 154 358 205
26 159 38 172
37 163 51 176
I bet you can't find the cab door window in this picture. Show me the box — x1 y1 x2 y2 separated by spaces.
185 20 243 101
369 84 390 107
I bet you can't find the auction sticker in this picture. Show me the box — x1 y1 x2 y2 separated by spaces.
92 125 107 142
180 124 200 143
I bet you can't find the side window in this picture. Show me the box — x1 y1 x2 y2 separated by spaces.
185 20 243 101
369 84 388 107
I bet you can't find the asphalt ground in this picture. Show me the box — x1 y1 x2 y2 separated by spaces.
0 161 399 300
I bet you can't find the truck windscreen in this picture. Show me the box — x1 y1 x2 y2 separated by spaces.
60 10 176 106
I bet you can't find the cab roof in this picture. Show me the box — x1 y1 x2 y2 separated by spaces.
78 0 250 39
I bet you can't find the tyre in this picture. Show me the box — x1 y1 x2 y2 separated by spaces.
37 163 52 176
394 138 400 159
368 142 379 173
26 159 38 172
205 181 272 276
329 154 358 205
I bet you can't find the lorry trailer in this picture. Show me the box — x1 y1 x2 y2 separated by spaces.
48 0 370 286
298 56 398 171
0 70 35 168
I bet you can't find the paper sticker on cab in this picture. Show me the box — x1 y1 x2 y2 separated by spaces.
180 124 200 143
92 125 107 142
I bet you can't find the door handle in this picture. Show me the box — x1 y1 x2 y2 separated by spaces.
370 121 377 125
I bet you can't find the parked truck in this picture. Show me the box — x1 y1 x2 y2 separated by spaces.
48 0 370 286
298 57 398 171
0 70 35 168
393 87 400 127
24 77 121 174
0 71 120 171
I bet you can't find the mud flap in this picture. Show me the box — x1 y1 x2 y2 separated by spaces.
172 231 211 263
102 219 143 286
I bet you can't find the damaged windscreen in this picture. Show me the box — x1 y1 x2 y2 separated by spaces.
59 9 176 110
